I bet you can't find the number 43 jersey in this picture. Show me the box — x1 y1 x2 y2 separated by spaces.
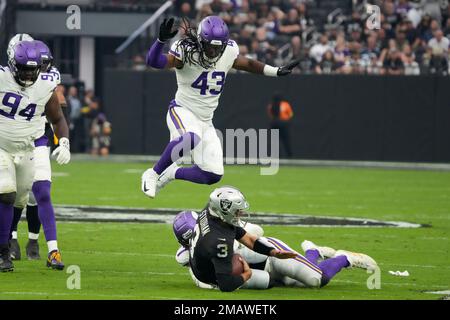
0 66 57 154
169 39 239 122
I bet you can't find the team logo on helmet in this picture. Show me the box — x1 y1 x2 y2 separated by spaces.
220 199 233 212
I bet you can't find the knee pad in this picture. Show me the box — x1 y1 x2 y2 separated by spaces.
0 192 16 206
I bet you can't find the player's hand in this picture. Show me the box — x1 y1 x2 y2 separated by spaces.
239 257 252 281
270 249 297 259
277 60 300 76
159 17 178 42
51 137 71 165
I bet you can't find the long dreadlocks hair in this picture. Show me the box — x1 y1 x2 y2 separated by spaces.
175 17 226 70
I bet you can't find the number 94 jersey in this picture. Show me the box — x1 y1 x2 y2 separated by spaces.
169 39 239 122
0 66 57 154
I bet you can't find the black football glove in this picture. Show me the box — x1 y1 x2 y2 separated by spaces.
159 17 178 42
277 60 300 76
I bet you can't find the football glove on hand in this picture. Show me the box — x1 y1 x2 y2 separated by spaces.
52 137 71 165
159 18 178 42
277 60 300 76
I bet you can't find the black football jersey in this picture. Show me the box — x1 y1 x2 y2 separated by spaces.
189 208 246 285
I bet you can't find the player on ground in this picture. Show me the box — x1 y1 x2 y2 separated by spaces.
173 185 296 292
8 36 69 268
141 16 299 198
173 194 378 290
0 41 70 272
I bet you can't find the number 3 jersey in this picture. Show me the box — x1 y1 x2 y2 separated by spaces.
0 66 57 154
189 207 246 285
169 39 239 121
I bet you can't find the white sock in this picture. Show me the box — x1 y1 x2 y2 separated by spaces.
47 240 58 253
11 231 17 239
28 232 39 240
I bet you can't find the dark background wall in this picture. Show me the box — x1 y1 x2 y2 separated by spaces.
103 69 450 162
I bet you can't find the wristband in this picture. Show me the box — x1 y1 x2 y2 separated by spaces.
263 65 279 77
253 238 274 256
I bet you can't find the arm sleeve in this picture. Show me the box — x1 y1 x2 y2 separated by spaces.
253 238 275 256
235 226 246 240
146 40 168 69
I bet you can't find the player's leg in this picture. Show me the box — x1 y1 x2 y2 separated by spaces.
142 102 202 197
0 149 17 272
174 123 223 184
25 191 41 259
301 240 336 264
9 207 23 260
266 237 323 288
32 144 64 270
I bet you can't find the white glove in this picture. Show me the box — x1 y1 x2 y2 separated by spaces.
52 137 71 165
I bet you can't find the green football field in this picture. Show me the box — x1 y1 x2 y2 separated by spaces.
1 160 449 300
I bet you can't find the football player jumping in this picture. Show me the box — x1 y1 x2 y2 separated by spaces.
0 40 70 272
141 16 299 198
7 35 70 269
172 186 378 291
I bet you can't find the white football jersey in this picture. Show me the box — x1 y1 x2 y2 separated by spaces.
0 66 57 153
169 39 239 121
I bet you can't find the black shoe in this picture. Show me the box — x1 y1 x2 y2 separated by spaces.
9 239 21 260
26 239 40 260
0 244 14 272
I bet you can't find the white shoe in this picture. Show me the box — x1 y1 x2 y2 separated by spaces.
334 250 377 271
301 240 336 259
155 162 179 195
141 168 158 198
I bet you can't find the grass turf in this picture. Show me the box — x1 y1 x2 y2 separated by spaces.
0 160 449 300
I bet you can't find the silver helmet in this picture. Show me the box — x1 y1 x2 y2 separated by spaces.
208 186 249 226
7 33 34 63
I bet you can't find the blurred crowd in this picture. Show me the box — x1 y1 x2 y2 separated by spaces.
61 85 112 156
133 0 450 76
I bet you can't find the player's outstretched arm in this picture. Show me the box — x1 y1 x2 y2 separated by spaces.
146 17 183 69
45 91 70 165
232 55 300 76
239 233 296 259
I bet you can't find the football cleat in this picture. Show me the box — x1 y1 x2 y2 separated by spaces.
141 168 159 198
334 250 377 271
155 162 179 195
26 239 40 260
46 250 64 270
301 240 336 259
9 239 21 260
0 244 14 272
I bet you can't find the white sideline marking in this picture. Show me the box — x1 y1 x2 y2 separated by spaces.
425 290 450 295
379 263 450 269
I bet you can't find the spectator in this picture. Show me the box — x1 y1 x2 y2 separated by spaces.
278 8 302 38
90 113 112 156
402 44 420 75
267 93 294 159
67 86 83 152
132 54 146 71
309 34 332 63
314 50 339 74
382 48 404 75
427 29 449 75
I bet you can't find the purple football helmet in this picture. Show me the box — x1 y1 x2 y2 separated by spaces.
173 211 198 247
8 41 42 87
34 40 53 72
197 16 229 61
